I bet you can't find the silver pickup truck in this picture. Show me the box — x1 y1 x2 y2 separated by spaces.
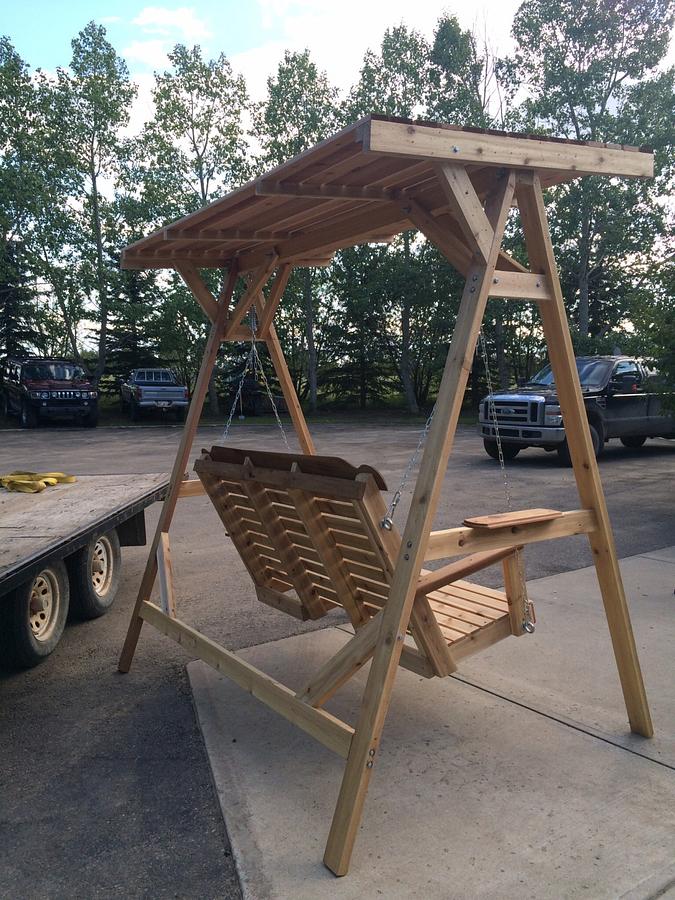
120 368 189 422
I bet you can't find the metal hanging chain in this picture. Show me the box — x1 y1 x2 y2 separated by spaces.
478 326 512 512
381 404 436 530
221 309 291 450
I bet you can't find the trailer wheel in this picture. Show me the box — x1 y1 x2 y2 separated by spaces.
67 529 121 619
0 561 70 668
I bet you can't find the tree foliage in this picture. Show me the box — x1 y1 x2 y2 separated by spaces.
0 7 673 416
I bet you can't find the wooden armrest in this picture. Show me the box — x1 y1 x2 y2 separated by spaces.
415 546 519 599
463 508 562 529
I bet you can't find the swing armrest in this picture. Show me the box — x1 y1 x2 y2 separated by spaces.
415 546 520 599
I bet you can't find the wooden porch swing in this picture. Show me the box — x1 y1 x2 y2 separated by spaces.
118 115 654 877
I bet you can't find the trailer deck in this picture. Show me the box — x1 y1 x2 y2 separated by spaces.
0 473 169 597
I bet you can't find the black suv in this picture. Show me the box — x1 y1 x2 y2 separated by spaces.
1 358 98 428
479 356 674 464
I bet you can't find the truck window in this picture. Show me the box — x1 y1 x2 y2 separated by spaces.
527 359 612 389
613 360 641 382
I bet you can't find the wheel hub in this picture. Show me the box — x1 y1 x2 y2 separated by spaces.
91 537 113 596
29 571 59 641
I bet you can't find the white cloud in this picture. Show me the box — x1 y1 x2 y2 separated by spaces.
233 0 522 102
123 38 172 71
132 6 211 43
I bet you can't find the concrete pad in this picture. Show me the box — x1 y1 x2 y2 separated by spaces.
458 549 675 766
189 628 675 900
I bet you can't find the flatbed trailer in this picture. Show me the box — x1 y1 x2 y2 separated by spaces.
0 473 168 667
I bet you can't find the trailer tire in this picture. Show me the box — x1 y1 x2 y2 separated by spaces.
67 529 121 619
0 561 70 668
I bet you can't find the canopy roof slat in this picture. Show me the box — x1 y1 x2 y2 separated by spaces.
122 114 651 272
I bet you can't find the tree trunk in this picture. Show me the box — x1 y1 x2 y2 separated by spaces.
90 164 108 380
207 368 220 417
399 233 419 414
495 311 509 389
577 194 591 339
303 269 318 413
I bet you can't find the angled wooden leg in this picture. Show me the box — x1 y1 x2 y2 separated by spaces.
518 173 652 738
118 268 238 672
324 171 517 876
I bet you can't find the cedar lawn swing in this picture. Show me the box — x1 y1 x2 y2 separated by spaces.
118 115 655 877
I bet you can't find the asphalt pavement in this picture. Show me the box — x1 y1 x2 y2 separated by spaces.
0 421 673 898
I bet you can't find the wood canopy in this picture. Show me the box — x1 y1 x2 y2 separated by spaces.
122 114 651 276
119 115 654 878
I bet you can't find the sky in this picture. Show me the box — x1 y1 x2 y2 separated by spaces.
3 0 525 130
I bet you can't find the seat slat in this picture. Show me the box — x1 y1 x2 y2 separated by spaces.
428 598 493 628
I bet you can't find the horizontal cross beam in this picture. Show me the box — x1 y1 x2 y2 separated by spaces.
425 509 598 560
256 181 398 202
140 601 353 757
366 119 653 178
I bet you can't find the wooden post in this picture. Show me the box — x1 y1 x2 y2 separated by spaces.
118 267 239 672
323 171 517 876
517 173 653 737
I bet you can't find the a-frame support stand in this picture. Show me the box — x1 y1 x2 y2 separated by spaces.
118 164 652 878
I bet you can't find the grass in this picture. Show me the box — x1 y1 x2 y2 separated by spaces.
1 396 478 430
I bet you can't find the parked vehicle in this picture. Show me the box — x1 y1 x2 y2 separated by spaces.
1 357 98 428
478 356 674 465
120 368 189 421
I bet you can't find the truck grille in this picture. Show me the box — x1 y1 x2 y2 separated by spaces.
493 400 532 423
50 390 82 399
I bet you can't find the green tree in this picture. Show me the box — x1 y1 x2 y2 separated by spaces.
64 22 136 376
511 0 675 338
134 44 249 414
254 49 339 412
428 16 514 127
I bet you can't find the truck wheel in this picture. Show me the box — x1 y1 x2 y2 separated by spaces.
67 529 121 619
82 409 99 428
620 435 646 449
1 392 10 419
557 423 602 466
0 561 70 668
174 406 186 422
20 401 38 428
130 400 141 422
483 439 520 461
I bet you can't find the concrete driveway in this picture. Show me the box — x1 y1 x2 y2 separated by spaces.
0 422 673 898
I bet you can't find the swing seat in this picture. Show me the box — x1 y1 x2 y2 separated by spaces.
195 446 530 677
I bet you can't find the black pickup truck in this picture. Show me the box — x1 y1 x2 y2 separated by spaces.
479 356 674 465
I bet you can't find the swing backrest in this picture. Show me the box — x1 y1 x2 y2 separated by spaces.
194 446 398 628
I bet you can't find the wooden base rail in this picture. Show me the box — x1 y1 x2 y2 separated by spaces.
425 509 598 560
139 601 354 758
